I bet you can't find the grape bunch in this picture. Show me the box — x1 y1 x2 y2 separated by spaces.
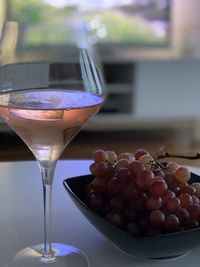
85 149 200 238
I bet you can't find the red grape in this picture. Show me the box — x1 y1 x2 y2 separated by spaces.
178 193 193 209
139 154 154 169
137 214 149 234
107 177 122 196
188 204 200 220
93 150 108 163
163 173 176 187
115 159 130 171
180 185 196 196
162 190 176 203
170 185 180 196
118 152 134 162
94 162 109 178
91 177 106 193
134 193 147 210
106 212 123 227
178 182 189 189
116 167 131 183
165 197 180 212
129 160 145 176
109 196 124 212
192 195 200 204
150 179 168 197
86 188 95 199
165 214 179 232
121 182 138 202
107 150 117 164
146 195 162 211
123 207 139 222
136 169 154 191
184 217 199 229
161 205 171 215
174 207 189 223
191 182 200 197
175 166 191 183
149 210 165 228
88 194 104 212
135 149 149 160
166 161 179 173
126 222 140 237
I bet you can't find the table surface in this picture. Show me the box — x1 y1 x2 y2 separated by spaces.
1 160 200 267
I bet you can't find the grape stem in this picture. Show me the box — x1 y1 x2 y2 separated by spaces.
152 159 166 169
156 152 200 160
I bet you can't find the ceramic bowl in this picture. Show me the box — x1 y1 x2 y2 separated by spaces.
63 172 200 259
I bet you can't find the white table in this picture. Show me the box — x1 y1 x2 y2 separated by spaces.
1 160 200 267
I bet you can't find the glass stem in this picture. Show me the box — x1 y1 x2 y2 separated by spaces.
40 164 56 263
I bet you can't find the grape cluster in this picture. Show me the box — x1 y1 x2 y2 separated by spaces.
85 149 200 238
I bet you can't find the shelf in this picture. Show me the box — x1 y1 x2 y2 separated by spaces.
106 84 132 93
85 114 198 132
103 62 134 84
101 62 135 115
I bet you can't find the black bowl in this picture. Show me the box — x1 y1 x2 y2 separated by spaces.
63 172 200 260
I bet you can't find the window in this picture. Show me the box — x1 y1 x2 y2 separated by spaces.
6 0 171 60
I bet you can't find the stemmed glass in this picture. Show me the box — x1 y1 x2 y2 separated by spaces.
0 22 104 267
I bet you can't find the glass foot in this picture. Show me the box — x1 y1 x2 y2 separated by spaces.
8 243 89 267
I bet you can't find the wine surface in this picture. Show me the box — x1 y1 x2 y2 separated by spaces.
0 90 103 165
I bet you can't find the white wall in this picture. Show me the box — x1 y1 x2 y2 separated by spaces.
173 0 200 57
134 60 200 119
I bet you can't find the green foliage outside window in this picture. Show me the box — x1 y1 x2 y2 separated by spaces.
7 0 169 47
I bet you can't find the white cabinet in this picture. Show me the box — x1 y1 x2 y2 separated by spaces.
135 60 200 118
87 60 200 141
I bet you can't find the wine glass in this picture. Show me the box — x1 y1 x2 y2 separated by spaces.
0 22 104 267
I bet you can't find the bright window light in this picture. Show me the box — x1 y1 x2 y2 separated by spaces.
42 0 67 8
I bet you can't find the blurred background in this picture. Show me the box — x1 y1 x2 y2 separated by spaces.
1 0 200 162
